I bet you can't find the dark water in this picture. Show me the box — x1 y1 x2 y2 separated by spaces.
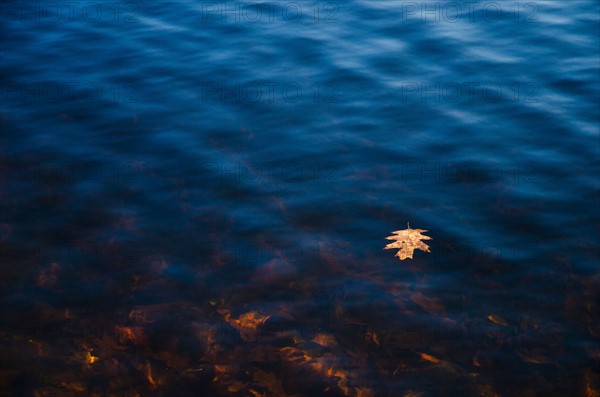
1 1 599 396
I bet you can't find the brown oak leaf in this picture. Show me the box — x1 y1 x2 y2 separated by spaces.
384 223 432 260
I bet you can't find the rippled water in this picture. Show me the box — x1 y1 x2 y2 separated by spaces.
1 1 599 396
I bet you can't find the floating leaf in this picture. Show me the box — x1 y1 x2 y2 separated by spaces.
385 223 432 260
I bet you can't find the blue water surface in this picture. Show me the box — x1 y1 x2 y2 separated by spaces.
1 1 599 396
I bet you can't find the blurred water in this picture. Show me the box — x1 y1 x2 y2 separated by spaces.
1 1 599 396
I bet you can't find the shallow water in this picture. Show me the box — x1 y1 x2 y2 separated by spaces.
1 1 599 396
